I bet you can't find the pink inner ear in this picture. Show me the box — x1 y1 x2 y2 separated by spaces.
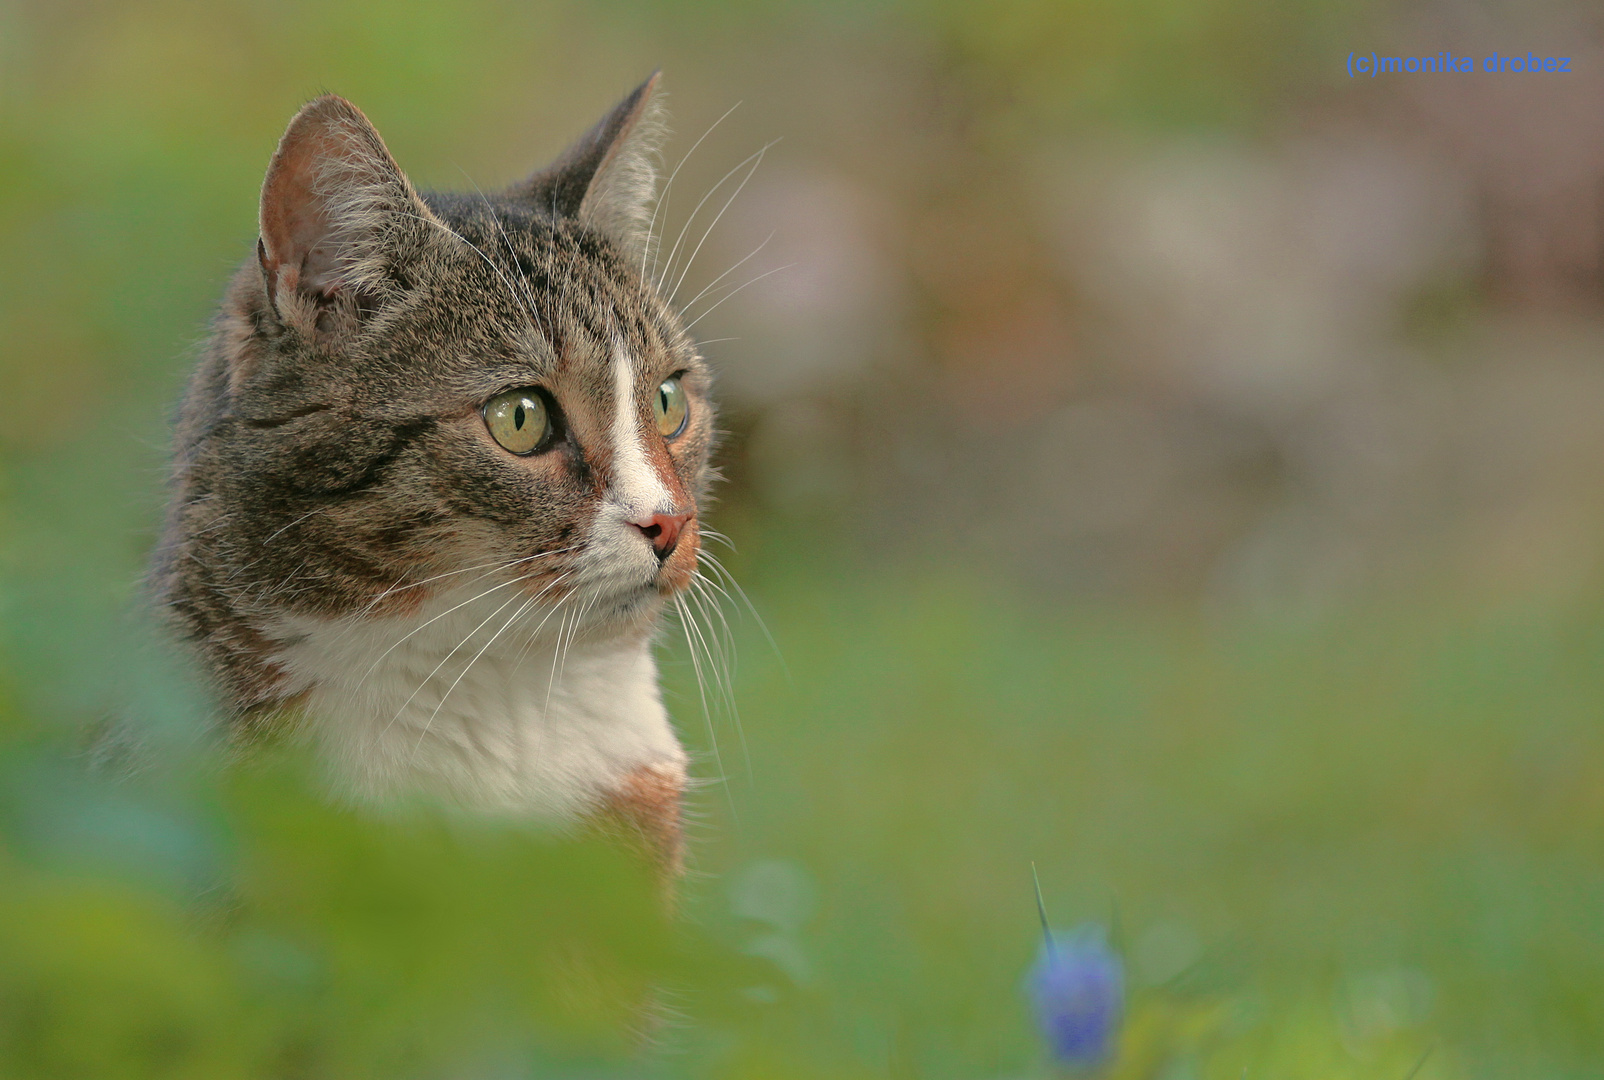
260 132 342 299
259 96 405 303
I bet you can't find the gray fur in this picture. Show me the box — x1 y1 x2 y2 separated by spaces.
151 77 716 729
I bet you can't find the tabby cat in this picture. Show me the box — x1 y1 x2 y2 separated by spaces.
151 75 711 871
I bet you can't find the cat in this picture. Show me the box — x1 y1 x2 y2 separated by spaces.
149 74 714 873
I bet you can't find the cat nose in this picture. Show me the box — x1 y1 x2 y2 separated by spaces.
630 512 691 560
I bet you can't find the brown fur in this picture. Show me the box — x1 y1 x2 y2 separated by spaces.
150 74 717 854
594 763 688 882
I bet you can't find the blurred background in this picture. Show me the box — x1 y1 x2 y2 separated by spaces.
2 0 1603 1076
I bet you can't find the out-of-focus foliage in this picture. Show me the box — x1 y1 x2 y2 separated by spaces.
0 729 690 1077
9 562 1604 1075
2 0 1603 1076
678 547 1601 1077
918 0 1362 131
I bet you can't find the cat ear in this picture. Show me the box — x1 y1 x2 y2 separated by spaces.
258 95 436 322
510 72 665 263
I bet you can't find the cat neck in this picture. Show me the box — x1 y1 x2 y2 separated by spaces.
266 585 687 820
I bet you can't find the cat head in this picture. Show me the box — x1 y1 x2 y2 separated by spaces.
161 75 717 707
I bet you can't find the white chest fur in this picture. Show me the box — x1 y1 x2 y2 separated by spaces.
267 585 687 820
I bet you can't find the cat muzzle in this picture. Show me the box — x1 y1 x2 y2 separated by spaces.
631 512 691 562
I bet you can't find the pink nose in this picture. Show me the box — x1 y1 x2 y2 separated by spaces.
631 512 691 560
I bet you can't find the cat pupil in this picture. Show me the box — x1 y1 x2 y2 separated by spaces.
515 404 526 429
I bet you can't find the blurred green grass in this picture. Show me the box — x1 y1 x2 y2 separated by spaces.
660 536 1604 1077
3 548 1600 1075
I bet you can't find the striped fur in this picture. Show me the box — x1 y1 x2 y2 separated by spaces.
151 76 713 863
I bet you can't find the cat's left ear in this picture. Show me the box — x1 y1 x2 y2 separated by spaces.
258 95 440 331
509 72 665 264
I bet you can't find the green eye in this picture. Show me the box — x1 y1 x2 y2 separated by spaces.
484 389 549 455
653 376 688 438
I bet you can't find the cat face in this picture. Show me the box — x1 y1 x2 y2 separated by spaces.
157 77 716 712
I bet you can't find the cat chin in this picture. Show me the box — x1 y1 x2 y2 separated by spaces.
584 584 669 633
655 550 699 596
570 549 696 623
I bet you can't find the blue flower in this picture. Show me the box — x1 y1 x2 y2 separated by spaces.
1027 924 1124 1069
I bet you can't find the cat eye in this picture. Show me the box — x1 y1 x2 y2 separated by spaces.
654 376 688 439
483 389 550 455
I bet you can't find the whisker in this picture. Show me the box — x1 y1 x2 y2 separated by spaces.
381 585 529 740
353 550 577 684
536 579 590 715
363 547 575 615
691 572 740 678
675 231 774 319
699 549 788 679
458 168 551 350
678 262 796 336
692 577 743 733
398 209 539 337
674 592 731 796
553 587 600 692
686 576 743 749
409 586 544 761
508 572 575 671
658 141 775 300
666 142 776 307
386 569 572 744
549 595 578 692
262 506 325 546
642 101 743 283
680 586 733 726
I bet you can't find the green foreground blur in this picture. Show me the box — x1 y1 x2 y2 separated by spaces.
0 545 1599 1075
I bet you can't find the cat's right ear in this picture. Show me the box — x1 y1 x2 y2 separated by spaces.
258 95 437 331
507 73 665 264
